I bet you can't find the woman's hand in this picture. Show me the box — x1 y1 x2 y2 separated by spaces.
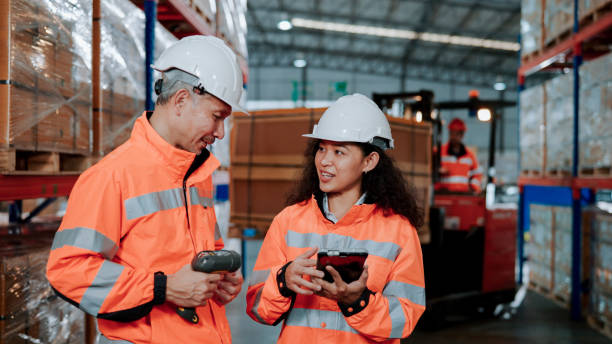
313 265 369 305
285 247 325 295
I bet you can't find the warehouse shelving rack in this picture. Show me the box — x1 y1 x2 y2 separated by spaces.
517 0 612 321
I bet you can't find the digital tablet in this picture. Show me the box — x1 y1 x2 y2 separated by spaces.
316 249 368 283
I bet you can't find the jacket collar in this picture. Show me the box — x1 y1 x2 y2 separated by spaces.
130 112 220 182
310 195 376 227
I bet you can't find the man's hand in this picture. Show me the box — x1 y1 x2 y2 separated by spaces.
213 270 244 305
285 247 324 295
313 265 369 305
166 264 222 307
439 167 449 175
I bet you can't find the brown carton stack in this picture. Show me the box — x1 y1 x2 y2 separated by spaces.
230 108 432 242
545 73 573 175
588 210 612 338
0 239 85 344
520 85 546 175
544 0 574 46
528 205 554 291
98 0 177 154
520 0 543 58
579 53 612 175
0 0 92 159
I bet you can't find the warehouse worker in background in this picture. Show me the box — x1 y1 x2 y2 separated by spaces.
246 94 426 343
46 36 246 343
435 118 483 193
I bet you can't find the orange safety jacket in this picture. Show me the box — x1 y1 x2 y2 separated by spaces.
46 112 231 344
246 197 426 343
435 142 482 192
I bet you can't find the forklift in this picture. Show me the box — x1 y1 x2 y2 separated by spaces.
373 90 518 328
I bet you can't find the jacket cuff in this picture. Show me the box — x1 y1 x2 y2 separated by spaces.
276 261 296 298
338 288 374 317
153 272 166 305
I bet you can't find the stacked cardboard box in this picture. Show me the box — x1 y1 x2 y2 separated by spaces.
590 211 612 333
579 53 612 173
528 205 554 290
98 0 177 154
0 0 92 156
544 0 574 46
229 108 432 242
520 85 546 174
528 204 592 306
545 73 573 174
0 239 84 343
520 0 543 57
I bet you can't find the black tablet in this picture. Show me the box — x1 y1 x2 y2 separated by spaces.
316 249 368 283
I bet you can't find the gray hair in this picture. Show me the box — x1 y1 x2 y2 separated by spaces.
155 69 201 106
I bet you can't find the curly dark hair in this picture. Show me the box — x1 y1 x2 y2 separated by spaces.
286 140 424 228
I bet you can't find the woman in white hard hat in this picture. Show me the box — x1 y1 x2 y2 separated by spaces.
246 93 426 343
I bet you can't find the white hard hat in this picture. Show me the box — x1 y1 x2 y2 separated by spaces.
303 93 394 149
152 35 247 114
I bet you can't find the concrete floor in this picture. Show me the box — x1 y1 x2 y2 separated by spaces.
226 240 610 344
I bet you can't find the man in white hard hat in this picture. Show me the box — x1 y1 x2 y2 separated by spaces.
46 35 245 343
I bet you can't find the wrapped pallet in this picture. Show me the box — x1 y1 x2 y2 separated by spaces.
229 108 432 243
520 0 543 58
0 0 92 160
589 210 612 335
545 73 573 175
528 204 554 291
0 240 85 343
99 0 178 154
579 53 612 174
520 85 546 174
544 0 574 45
553 206 573 301
579 0 612 22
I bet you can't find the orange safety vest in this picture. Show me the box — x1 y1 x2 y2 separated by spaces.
46 112 231 344
435 142 483 192
246 197 425 343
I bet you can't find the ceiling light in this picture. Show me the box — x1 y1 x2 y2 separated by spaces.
291 18 520 51
293 59 307 68
494 81 506 91
415 111 423 123
277 20 292 31
477 108 492 122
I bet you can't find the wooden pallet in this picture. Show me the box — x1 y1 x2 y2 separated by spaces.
544 28 573 51
580 1 612 29
0 149 98 174
587 315 612 340
580 166 612 177
521 169 543 177
546 168 572 177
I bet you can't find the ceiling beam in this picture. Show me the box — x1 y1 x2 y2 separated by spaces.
248 5 519 41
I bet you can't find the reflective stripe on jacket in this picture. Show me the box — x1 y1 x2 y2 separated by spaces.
46 113 230 344
435 142 482 192
246 197 426 343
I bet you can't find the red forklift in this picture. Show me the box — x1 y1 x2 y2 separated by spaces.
373 90 518 328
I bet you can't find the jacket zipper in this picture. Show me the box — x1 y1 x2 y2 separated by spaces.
183 179 191 229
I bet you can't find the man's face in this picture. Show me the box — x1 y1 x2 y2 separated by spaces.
175 93 232 154
449 130 464 145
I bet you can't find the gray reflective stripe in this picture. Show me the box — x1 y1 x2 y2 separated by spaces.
470 179 481 186
285 230 401 262
80 260 124 315
214 222 222 241
248 269 270 286
469 167 483 176
441 156 456 163
388 296 406 338
250 287 267 324
98 334 133 344
51 227 118 259
286 308 358 334
383 280 426 306
124 188 184 220
440 176 469 184
189 187 213 208
458 157 473 165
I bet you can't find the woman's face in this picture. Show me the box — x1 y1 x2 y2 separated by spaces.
315 140 369 195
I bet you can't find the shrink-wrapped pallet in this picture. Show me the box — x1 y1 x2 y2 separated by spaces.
0 0 92 154
520 85 546 173
580 53 612 172
521 0 543 57
545 73 573 174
